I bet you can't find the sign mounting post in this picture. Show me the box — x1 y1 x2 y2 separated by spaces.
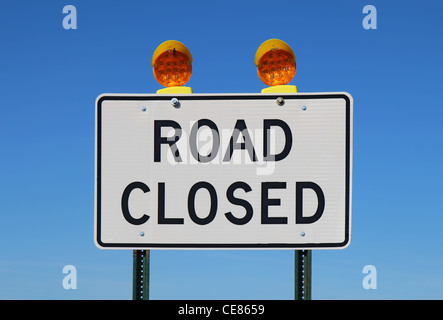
132 249 149 300
294 250 311 300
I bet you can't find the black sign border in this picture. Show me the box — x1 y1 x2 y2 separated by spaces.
96 93 352 249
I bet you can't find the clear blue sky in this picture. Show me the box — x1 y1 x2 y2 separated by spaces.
1 0 442 299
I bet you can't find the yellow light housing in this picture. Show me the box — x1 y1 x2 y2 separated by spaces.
255 39 296 87
152 40 192 87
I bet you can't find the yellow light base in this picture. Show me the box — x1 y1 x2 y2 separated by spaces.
261 85 298 93
156 86 193 94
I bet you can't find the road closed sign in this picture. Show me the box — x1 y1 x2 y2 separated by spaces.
95 93 352 249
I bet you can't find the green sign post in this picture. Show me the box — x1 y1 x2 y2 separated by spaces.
132 250 149 300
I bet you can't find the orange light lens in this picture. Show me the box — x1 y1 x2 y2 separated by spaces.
257 49 296 86
153 50 192 87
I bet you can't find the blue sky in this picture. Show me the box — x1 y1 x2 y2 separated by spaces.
1 0 442 299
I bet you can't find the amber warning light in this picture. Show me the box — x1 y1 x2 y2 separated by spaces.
152 40 193 93
255 39 298 93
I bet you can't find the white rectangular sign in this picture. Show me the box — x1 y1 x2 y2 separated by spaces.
95 93 352 249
